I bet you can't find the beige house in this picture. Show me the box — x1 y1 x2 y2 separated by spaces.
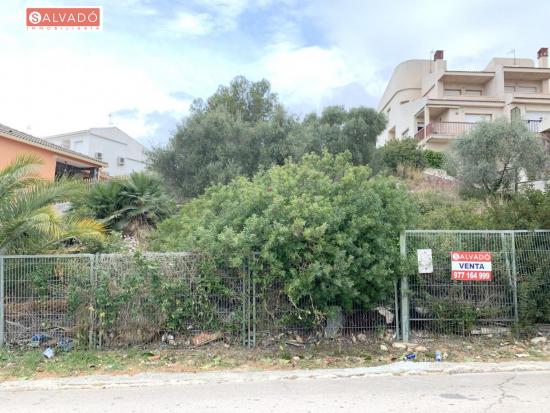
378 48 550 151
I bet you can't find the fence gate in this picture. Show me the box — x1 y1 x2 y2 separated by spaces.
400 230 550 341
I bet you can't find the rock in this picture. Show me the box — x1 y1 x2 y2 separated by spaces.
392 342 408 349
380 344 389 351
168 339 177 346
414 346 428 352
357 333 367 343
515 353 529 358
351 335 357 343
223 343 230 349
375 307 394 324
292 356 300 361
531 336 547 345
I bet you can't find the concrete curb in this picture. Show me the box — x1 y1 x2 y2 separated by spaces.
2 361 550 392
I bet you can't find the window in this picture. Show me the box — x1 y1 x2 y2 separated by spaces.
465 113 491 123
444 89 461 96
517 86 537 94
511 107 521 121
505 85 538 93
400 100 409 105
464 89 482 96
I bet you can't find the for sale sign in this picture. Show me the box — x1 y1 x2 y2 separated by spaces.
451 251 492 281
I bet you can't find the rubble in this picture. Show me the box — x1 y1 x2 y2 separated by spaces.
191 331 223 347
531 336 547 345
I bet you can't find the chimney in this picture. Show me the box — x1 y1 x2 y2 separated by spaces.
434 50 444 61
538 47 548 68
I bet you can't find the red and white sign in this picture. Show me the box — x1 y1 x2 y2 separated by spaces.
451 251 492 281
26 7 102 30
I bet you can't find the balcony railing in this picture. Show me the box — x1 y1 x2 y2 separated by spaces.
415 119 543 141
415 122 475 141
526 119 542 133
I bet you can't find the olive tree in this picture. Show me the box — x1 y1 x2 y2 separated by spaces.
445 118 547 195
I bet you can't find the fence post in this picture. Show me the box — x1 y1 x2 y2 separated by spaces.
0 256 4 347
510 232 519 323
251 254 257 348
400 232 410 342
88 254 96 350
393 280 400 340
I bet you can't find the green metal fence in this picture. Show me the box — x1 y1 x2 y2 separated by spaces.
400 230 550 341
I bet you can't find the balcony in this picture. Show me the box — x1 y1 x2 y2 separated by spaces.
415 120 543 141
526 119 542 133
414 122 476 141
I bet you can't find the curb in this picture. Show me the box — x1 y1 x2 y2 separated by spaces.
2 361 550 392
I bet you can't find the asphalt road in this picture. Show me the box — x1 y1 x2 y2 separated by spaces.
1 368 550 412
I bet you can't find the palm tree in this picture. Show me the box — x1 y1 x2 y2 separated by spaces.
0 155 104 254
82 172 174 236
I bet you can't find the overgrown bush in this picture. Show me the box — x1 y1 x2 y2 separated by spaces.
424 150 444 169
413 190 489 230
152 152 416 322
488 189 550 229
372 138 426 174
69 253 243 346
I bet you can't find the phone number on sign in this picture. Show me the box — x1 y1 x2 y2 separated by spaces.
451 271 492 281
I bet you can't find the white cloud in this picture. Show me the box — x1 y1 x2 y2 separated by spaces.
171 11 214 36
260 40 379 111
0 47 187 141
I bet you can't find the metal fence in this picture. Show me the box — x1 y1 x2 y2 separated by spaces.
0 252 397 348
251 277 398 347
2 233 547 348
400 230 550 341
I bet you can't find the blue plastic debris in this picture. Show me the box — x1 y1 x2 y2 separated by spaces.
404 352 416 361
57 337 73 352
31 334 50 343
435 351 442 362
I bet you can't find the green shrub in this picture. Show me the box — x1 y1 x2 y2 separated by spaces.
488 189 550 229
152 152 416 318
424 150 444 169
413 190 488 230
373 138 426 174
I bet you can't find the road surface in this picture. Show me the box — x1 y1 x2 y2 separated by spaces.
1 365 550 412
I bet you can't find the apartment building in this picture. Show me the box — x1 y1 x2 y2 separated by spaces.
45 127 147 177
377 48 550 151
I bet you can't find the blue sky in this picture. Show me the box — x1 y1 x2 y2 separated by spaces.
1 0 550 146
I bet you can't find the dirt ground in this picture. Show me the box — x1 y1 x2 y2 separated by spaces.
1 330 549 380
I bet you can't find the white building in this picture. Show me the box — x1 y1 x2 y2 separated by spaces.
45 127 147 177
377 48 550 151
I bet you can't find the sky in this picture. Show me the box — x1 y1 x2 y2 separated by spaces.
1 0 550 147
